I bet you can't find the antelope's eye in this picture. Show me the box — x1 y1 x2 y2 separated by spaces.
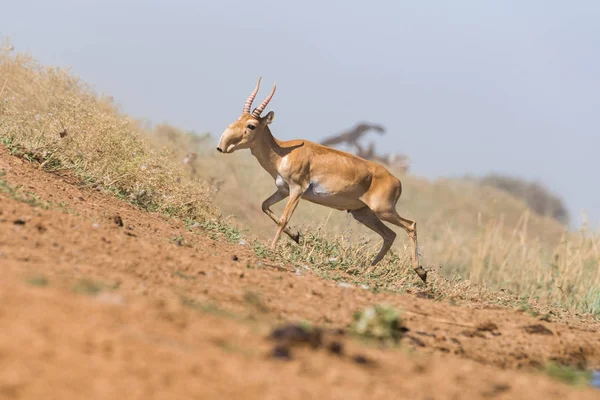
247 124 256 130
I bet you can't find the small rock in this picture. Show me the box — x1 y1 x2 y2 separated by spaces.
113 215 124 227
416 291 435 299
360 284 369 290
272 345 292 360
92 223 100 229
352 354 372 365
482 383 510 397
477 322 499 332
461 330 486 339
13 219 26 225
327 341 344 355
407 335 426 347
295 268 303 276
238 239 247 246
331 328 346 336
523 324 553 335
232 255 239 261
269 323 323 349
337 282 353 289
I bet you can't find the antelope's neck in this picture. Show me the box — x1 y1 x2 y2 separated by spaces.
250 127 284 178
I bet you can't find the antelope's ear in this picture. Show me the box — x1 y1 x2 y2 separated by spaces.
264 111 275 125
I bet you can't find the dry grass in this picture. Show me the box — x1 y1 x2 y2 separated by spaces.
0 46 217 222
1 43 598 315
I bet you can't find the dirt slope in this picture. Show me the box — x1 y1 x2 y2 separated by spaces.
0 147 599 399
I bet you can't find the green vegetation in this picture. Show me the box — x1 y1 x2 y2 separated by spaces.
243 290 269 313
27 276 49 287
187 219 243 243
179 295 241 320
72 278 118 296
542 362 593 387
0 170 78 214
169 236 191 247
351 304 406 346
173 271 195 280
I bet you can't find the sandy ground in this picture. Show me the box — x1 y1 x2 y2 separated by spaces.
0 146 599 399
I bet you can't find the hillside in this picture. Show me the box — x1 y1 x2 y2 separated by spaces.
0 46 599 398
1 135 600 400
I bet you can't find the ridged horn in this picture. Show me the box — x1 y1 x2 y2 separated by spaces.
252 81 276 117
242 77 261 115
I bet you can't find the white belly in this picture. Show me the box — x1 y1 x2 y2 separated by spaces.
274 176 365 210
302 180 364 210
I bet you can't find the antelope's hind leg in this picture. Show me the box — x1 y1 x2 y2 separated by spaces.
349 207 397 272
375 209 427 283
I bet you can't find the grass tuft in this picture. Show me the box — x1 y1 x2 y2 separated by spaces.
542 362 593 387
351 304 406 346
27 276 49 287
72 278 117 296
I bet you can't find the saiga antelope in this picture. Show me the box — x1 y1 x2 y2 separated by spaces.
216 78 427 282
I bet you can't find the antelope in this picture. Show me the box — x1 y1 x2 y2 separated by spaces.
216 78 427 282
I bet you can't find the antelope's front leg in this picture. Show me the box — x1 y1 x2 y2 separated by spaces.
262 190 301 243
270 188 303 249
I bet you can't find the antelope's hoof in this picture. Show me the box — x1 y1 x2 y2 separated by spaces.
292 231 301 244
414 266 427 283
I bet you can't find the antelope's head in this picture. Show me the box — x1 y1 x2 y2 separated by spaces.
217 77 276 154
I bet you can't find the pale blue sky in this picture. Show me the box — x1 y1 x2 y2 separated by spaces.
2 0 599 228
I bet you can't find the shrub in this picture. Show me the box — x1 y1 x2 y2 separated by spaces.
479 174 569 225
